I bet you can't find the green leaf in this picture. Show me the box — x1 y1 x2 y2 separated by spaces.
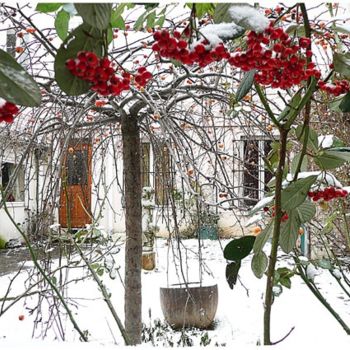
134 11 147 31
107 25 113 44
326 147 350 162
253 220 273 253
281 175 318 211
54 23 103 96
112 4 127 18
278 92 302 122
96 267 104 276
0 49 41 107
295 125 319 152
75 3 112 30
235 70 255 102
296 201 316 223
36 3 62 13
291 152 308 175
314 151 345 170
279 277 292 289
321 221 334 235
144 3 159 10
251 251 268 279
226 261 241 289
213 3 232 24
146 11 156 29
90 262 100 270
332 137 345 148
339 92 350 112
224 235 256 261
154 14 165 28
186 3 216 18
276 267 294 279
334 52 350 77
329 97 343 112
55 9 70 41
279 209 300 253
110 14 125 29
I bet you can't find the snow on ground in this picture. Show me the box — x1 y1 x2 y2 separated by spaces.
0 239 350 349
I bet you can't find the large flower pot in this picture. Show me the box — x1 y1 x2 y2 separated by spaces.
160 284 218 329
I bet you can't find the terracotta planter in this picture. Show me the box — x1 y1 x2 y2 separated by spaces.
142 251 156 270
160 284 218 329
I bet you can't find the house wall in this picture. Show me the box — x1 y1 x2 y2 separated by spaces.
0 148 41 244
85 126 272 239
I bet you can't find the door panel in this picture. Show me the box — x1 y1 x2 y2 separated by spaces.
59 142 92 228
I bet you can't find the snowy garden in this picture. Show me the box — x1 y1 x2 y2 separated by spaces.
0 2 350 349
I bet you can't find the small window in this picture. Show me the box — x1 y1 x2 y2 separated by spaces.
6 29 16 57
66 150 88 185
1 162 25 202
241 139 273 207
154 144 173 206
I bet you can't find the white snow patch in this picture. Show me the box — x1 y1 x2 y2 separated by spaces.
0 240 350 348
245 212 263 227
343 186 350 193
306 264 321 281
283 171 343 188
228 4 269 33
250 195 274 213
318 134 334 148
198 23 244 48
332 269 342 279
299 256 309 263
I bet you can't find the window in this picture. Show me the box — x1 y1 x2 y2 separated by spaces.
140 142 174 206
240 138 273 207
154 144 173 206
6 29 16 57
66 150 88 185
1 162 25 202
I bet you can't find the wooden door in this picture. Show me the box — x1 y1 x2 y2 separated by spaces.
59 141 92 228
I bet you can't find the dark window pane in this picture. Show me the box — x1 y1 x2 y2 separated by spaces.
67 150 88 185
6 30 16 57
1 162 25 201
243 140 259 206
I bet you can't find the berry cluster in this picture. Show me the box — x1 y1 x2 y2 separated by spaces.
134 66 153 87
318 80 350 96
152 29 230 67
66 51 130 96
0 98 19 123
263 206 289 222
308 187 348 202
66 51 153 96
228 23 321 89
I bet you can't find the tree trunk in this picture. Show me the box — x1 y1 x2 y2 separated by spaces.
121 113 142 345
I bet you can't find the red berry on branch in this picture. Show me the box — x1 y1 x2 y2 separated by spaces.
0 99 19 123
